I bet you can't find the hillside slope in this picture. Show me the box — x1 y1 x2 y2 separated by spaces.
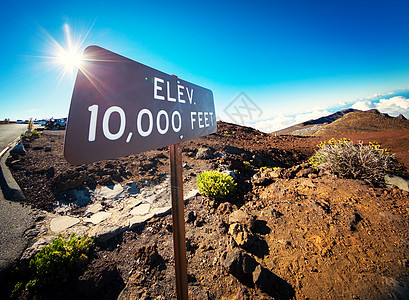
313 111 409 136
275 109 359 136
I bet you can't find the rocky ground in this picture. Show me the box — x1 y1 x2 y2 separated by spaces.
2 121 409 299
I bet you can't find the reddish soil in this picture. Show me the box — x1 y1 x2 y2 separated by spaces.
3 121 409 299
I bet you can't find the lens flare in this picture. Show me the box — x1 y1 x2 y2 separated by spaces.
32 23 93 84
54 24 83 70
56 48 83 68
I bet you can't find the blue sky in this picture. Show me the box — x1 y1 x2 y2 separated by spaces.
1 0 409 132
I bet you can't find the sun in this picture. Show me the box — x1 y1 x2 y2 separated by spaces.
56 47 83 69
37 23 92 81
52 24 85 73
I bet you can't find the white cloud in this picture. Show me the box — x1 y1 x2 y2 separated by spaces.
294 110 331 124
228 91 409 134
349 96 409 118
376 96 409 116
249 109 332 133
250 114 294 133
351 100 374 111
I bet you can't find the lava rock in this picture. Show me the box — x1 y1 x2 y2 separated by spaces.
252 265 295 299
51 170 87 191
135 244 160 268
221 249 258 283
186 211 197 223
100 175 114 186
10 143 26 156
196 148 214 159
46 166 55 179
296 168 315 178
228 223 256 248
78 261 124 298
229 209 255 230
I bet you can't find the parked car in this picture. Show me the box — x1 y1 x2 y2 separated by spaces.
45 118 67 130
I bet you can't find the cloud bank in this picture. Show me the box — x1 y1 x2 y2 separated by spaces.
351 96 409 117
246 92 409 133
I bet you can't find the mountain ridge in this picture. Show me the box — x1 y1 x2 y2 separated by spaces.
276 108 408 136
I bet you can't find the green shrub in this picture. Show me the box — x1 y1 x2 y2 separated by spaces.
309 138 400 184
26 234 94 289
197 171 236 200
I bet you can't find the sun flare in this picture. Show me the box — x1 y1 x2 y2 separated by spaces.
36 22 92 82
52 24 85 73
56 47 83 69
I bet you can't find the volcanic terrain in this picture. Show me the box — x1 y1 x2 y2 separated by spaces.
2 117 409 299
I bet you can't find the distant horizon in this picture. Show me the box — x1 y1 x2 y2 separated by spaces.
2 1 409 132
3 87 408 134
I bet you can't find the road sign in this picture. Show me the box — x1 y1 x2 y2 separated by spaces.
64 45 216 165
64 45 216 300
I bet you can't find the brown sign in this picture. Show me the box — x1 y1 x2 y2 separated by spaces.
64 46 217 165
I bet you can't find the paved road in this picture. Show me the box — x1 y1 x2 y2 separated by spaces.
0 124 27 153
0 123 33 282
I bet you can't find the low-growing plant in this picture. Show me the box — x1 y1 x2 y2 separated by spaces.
243 161 251 170
21 129 41 139
260 166 268 171
197 171 236 200
309 138 401 184
27 119 34 131
25 234 94 289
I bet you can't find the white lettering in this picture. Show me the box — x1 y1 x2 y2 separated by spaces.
209 112 214 125
172 111 182 132
198 112 204 128
154 77 165 100
204 112 209 127
177 85 186 103
102 106 126 140
167 81 176 102
137 109 153 137
191 112 197 129
186 88 194 104
88 104 98 142
156 110 169 135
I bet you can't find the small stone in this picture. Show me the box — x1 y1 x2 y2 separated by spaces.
229 209 255 230
385 175 409 192
196 148 214 159
228 223 256 248
129 213 154 229
296 168 315 178
101 175 114 186
46 166 55 179
10 143 26 156
50 216 80 233
186 211 197 223
151 206 171 217
221 249 258 283
130 203 151 216
105 163 115 169
84 211 112 225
